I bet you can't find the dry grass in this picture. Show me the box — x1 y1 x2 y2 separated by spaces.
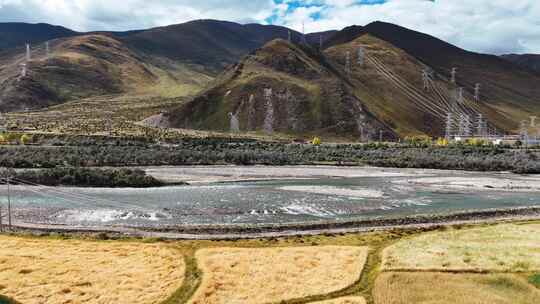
188 246 368 304
373 272 540 304
310 296 366 304
0 236 184 304
382 224 540 271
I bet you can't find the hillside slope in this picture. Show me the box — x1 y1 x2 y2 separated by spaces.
0 34 158 111
164 39 395 140
0 23 77 51
0 20 313 112
324 33 517 136
502 54 540 75
121 20 309 73
362 21 540 131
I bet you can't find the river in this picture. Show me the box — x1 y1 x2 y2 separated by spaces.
2 166 539 228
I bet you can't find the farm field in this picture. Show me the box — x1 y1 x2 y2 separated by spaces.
373 272 540 304
382 223 540 271
1 221 539 304
188 246 368 304
0 235 185 304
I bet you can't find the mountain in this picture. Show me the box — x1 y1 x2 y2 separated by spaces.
119 20 308 72
501 54 540 74
2 19 539 138
0 23 77 51
360 21 540 132
0 34 160 111
0 20 312 112
162 21 540 138
163 39 395 140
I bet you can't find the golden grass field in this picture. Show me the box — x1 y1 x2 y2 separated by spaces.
382 223 540 271
1 222 539 304
0 236 185 304
311 296 366 304
373 272 540 304
188 246 369 304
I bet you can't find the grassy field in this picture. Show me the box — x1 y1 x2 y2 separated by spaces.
5 94 185 137
188 246 368 304
0 235 185 304
382 223 540 272
2 221 540 304
373 272 540 304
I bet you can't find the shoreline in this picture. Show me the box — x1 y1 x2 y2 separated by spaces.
5 206 540 240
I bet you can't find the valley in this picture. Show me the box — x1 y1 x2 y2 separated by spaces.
0 16 540 304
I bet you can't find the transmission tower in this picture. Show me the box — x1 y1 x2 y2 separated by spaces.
445 112 454 139
456 87 464 104
26 43 31 61
476 114 486 137
422 68 432 91
458 114 472 137
263 88 274 134
19 63 27 78
357 47 364 67
345 51 351 75
474 83 481 102
451 67 457 83
0 112 6 132
520 120 529 142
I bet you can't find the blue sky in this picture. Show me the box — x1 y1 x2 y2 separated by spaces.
0 0 538 54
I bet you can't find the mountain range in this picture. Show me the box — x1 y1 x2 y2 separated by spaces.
0 20 539 139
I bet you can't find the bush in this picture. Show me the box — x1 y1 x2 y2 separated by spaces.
13 168 166 188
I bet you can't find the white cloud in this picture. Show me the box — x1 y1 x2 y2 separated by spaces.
0 0 539 54
0 0 276 31
282 0 540 54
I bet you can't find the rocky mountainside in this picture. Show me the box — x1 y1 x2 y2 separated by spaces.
501 54 540 74
163 22 540 139
165 39 395 140
1 20 539 139
0 20 316 111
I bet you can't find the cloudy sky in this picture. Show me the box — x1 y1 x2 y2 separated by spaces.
0 0 539 54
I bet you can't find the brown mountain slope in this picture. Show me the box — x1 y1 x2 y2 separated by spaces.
324 34 515 136
0 34 157 111
121 20 309 73
164 39 395 140
0 34 214 112
501 54 540 75
362 21 540 131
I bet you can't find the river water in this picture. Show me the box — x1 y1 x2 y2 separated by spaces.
2 167 539 228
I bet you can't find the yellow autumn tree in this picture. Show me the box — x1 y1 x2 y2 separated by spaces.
436 137 449 147
20 134 32 145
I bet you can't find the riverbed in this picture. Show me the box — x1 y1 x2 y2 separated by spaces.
2 166 539 230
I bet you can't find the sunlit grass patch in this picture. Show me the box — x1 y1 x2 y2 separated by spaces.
0 236 184 304
188 246 368 304
382 224 540 271
373 272 540 304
